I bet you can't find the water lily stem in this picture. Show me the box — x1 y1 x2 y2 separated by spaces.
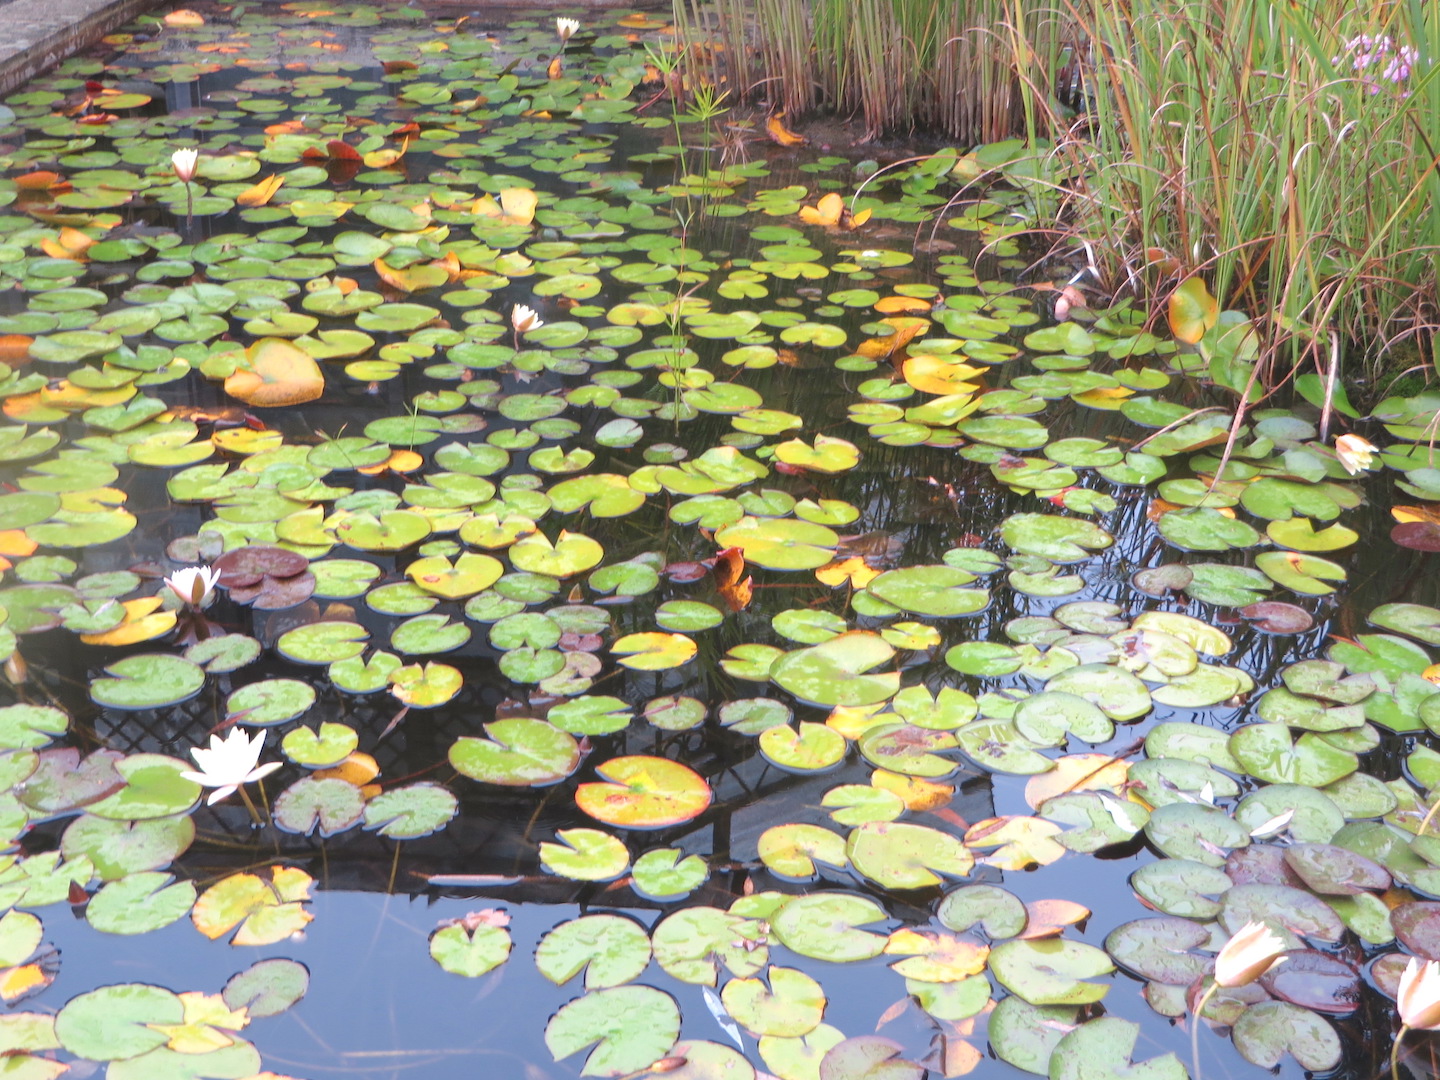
1418 797 1440 838
1190 981 1219 1080
388 841 402 892
1393 1023 1410 1080
237 783 264 828
184 180 193 230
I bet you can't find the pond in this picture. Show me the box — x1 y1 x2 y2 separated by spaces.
0 3 1438 1079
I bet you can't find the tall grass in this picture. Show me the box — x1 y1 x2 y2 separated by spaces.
673 0 1073 143
1044 0 1440 375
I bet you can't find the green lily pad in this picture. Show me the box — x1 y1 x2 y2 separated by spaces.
847 821 974 889
652 906 768 984
60 815 194 881
539 828 629 882
1001 513 1113 562
758 823 848 880
866 565 988 617
1048 1017 1185 1080
86 754 201 821
759 722 847 772
281 722 358 768
54 983 183 1061
0 705 67 750
536 914 652 989
226 678 316 726
714 516 838 571
1157 507 1262 551
1229 723 1358 786
722 966 824 1038
86 872 197 936
989 939 1114 1005
988 996 1079 1074
544 985 680 1078
631 849 708 900
1143 802 1250 867
1231 1001 1341 1070
276 621 369 664
90 654 205 710
430 920 512 978
272 777 365 838
222 958 309 1019
1130 859 1233 918
937 883 1029 938
771 632 898 707
770 893 888 962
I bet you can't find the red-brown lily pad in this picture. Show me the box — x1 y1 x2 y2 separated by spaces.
1393 521 1440 551
1258 949 1360 1014
1282 843 1390 895
18 747 125 816
1224 845 1306 888
215 545 316 610
1239 602 1315 635
1391 902 1440 960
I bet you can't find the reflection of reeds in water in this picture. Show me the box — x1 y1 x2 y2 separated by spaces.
673 0 1072 144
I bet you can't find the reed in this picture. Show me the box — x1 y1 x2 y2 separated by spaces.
1042 0 1440 374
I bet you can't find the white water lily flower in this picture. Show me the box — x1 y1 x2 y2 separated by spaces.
1213 920 1287 987
171 147 199 182
1399 957 1440 1030
165 564 221 608
556 17 579 42
511 304 544 333
181 729 283 806
1334 433 1379 475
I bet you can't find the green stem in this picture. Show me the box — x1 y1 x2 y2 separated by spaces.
1393 1023 1410 1080
387 840 402 893
237 783 263 828
1190 981 1220 1080
1418 796 1440 837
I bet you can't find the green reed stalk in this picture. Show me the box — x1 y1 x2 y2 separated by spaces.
1042 0 1439 374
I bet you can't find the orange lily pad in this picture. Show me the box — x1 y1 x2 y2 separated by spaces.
575 755 712 829
224 339 324 407
192 866 313 945
78 596 176 647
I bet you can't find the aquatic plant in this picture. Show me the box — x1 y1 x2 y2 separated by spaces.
1030 0 1440 379
0 4 1435 1080
181 728 282 818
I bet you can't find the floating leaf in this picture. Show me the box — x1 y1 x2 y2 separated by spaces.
430 919 511 978
545 986 680 1077
223 339 323 407
988 939 1114 1005
536 915 652 989
576 756 711 828
1048 1017 1185 1080
191 867 313 946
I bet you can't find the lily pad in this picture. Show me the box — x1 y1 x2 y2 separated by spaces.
544 986 680 1078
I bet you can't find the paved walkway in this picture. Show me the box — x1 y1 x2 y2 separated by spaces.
0 0 157 97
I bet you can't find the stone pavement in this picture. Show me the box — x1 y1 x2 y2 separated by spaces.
0 0 156 97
